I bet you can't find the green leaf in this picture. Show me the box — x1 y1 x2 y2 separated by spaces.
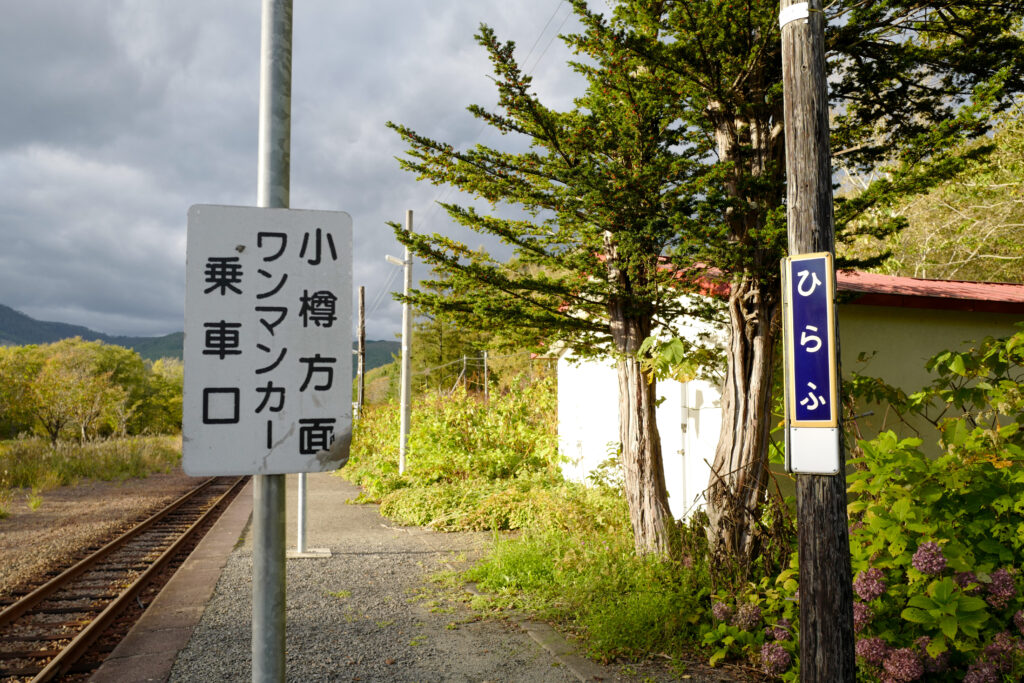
957 595 989 613
891 497 912 520
940 615 958 639
931 578 955 603
908 594 938 611
901 607 933 624
926 637 948 658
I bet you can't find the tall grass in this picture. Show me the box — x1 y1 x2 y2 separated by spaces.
343 375 714 668
0 435 182 492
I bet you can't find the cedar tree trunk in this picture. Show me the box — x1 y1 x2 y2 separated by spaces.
703 101 785 567
705 273 779 565
609 294 673 555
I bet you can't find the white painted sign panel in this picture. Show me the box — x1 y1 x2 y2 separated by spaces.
183 204 353 475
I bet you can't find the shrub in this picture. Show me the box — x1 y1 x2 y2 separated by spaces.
342 376 560 528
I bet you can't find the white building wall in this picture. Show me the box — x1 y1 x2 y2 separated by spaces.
557 352 720 519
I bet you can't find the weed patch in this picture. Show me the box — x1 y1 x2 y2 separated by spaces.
0 435 182 494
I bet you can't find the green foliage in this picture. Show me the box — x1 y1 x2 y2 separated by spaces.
0 338 182 442
342 376 561 530
842 112 1024 283
842 328 1024 680
466 512 710 662
0 435 181 493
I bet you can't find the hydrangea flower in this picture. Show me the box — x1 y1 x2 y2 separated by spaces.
854 567 886 602
986 568 1016 609
883 647 924 682
963 660 999 683
853 601 873 633
911 541 946 575
764 618 792 642
856 637 890 666
732 602 762 631
955 571 983 595
760 641 791 676
915 636 949 674
711 601 732 623
1014 609 1024 637
982 631 1020 672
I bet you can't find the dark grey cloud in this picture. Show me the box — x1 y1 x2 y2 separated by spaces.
0 1 584 340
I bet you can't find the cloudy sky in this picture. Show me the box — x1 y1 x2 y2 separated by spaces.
0 1 591 341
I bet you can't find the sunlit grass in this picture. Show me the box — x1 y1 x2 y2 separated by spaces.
0 435 182 495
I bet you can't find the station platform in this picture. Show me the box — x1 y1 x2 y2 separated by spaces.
90 472 616 682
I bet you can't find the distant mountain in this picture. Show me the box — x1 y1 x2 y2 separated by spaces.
0 303 400 371
360 339 401 376
0 303 183 362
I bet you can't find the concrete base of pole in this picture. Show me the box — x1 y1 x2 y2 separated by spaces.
286 548 332 559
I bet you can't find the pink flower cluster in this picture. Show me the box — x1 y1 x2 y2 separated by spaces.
855 637 890 666
911 541 946 575
760 641 791 676
854 567 886 602
853 601 873 633
883 647 924 682
985 567 1016 609
732 602 761 631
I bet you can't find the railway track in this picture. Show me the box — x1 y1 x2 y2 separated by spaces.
0 475 247 682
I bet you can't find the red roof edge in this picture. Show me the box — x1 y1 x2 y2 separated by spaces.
836 271 1024 315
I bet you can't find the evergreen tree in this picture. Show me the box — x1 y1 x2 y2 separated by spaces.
387 1 1024 558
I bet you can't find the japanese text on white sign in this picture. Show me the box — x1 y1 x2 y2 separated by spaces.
183 205 353 476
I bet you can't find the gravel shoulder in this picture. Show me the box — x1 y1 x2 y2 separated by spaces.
169 473 582 683
0 469 200 597
168 473 752 683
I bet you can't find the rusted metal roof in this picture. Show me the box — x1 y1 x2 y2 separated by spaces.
836 271 1024 314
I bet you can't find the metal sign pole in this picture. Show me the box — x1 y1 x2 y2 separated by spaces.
399 210 413 474
296 473 307 553
254 1 291 681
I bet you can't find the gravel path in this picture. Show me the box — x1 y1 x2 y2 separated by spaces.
167 474 753 683
0 470 199 597
169 474 581 682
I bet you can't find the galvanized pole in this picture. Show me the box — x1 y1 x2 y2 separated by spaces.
296 473 307 553
398 210 413 474
780 1 855 680
254 1 291 681
483 350 489 403
356 285 365 416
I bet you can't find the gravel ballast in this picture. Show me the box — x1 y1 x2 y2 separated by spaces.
0 470 199 597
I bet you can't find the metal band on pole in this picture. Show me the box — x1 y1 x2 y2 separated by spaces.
254 1 291 681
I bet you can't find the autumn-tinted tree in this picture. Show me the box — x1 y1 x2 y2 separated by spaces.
843 112 1024 283
387 1 1024 558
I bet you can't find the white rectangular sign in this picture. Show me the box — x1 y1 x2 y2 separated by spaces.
183 204 353 475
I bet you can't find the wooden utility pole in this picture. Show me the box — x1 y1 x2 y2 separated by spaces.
356 285 365 416
779 1 855 680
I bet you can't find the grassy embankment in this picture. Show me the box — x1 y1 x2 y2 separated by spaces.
0 435 182 516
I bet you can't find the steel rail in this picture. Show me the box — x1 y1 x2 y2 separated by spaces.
31 476 247 682
0 477 216 630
